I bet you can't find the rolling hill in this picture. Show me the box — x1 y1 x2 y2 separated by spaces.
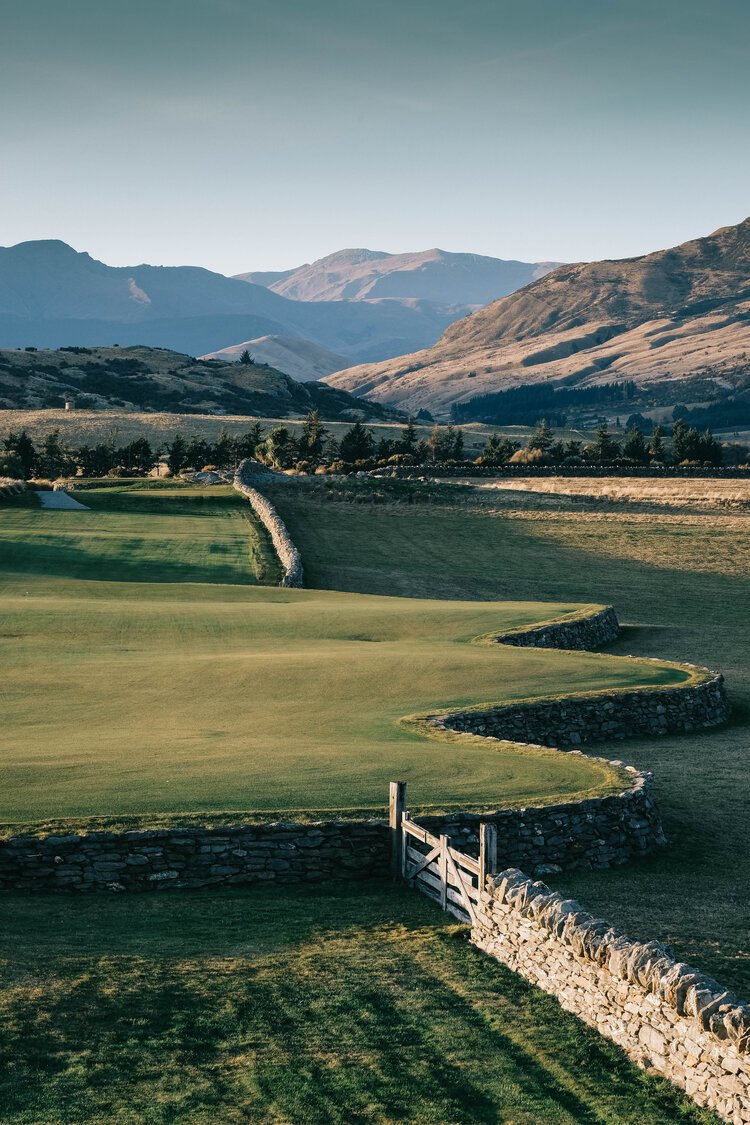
325 219 750 419
202 335 350 379
0 345 397 420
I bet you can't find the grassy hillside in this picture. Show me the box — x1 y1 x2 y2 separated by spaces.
0 345 396 419
0 484 695 828
326 218 750 417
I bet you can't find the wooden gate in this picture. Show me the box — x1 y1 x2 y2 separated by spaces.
389 781 496 922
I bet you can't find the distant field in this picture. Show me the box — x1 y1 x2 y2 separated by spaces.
0 484 694 828
0 407 595 457
480 475 750 508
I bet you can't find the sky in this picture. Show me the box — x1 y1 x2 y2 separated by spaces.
1 0 748 275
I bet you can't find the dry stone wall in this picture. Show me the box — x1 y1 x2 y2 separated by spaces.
472 868 750 1124
497 606 620 650
0 821 388 893
0 478 26 498
418 762 664 875
430 671 728 748
233 459 303 587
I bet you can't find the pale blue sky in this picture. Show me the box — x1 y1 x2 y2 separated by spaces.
2 0 748 274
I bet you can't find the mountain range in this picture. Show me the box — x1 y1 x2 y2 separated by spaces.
0 241 556 378
236 247 559 305
326 218 750 420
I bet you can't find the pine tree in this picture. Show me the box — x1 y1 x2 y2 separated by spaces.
339 422 375 463
300 410 327 466
397 419 418 456
649 425 665 461
166 433 188 475
622 425 648 464
3 430 37 479
529 419 555 453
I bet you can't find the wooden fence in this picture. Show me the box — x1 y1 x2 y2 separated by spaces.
389 781 496 922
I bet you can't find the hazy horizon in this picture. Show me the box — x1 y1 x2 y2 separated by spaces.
2 0 748 275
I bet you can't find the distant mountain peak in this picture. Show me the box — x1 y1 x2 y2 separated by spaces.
238 246 562 306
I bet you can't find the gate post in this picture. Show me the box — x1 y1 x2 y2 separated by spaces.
389 781 406 877
479 822 497 889
439 834 449 910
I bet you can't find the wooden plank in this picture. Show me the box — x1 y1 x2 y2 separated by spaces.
448 846 480 876
402 818 428 843
389 781 406 876
413 858 478 900
446 851 477 924
402 819 440 849
415 867 443 894
405 843 440 881
413 872 474 920
439 834 449 910
415 867 477 906
446 901 471 923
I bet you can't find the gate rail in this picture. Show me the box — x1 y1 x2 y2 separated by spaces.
390 781 496 922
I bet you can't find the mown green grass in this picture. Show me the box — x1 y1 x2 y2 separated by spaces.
269 480 750 998
0 485 694 827
0 882 717 1125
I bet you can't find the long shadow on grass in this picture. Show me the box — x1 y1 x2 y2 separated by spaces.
0 533 254 585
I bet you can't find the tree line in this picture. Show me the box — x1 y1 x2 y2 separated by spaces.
0 413 738 481
477 418 726 467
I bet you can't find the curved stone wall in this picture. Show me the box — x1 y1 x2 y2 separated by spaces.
233 459 304 588
495 605 620 650
473 868 750 1123
430 671 728 747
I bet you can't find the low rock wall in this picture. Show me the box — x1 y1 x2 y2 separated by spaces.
431 671 728 748
497 606 620 650
233 460 303 587
472 868 750 1124
419 762 664 874
0 820 388 893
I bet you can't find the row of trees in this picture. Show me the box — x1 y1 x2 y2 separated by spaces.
0 415 735 481
0 416 454 479
477 419 725 467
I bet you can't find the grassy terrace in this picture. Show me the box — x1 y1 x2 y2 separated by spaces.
0 483 694 829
